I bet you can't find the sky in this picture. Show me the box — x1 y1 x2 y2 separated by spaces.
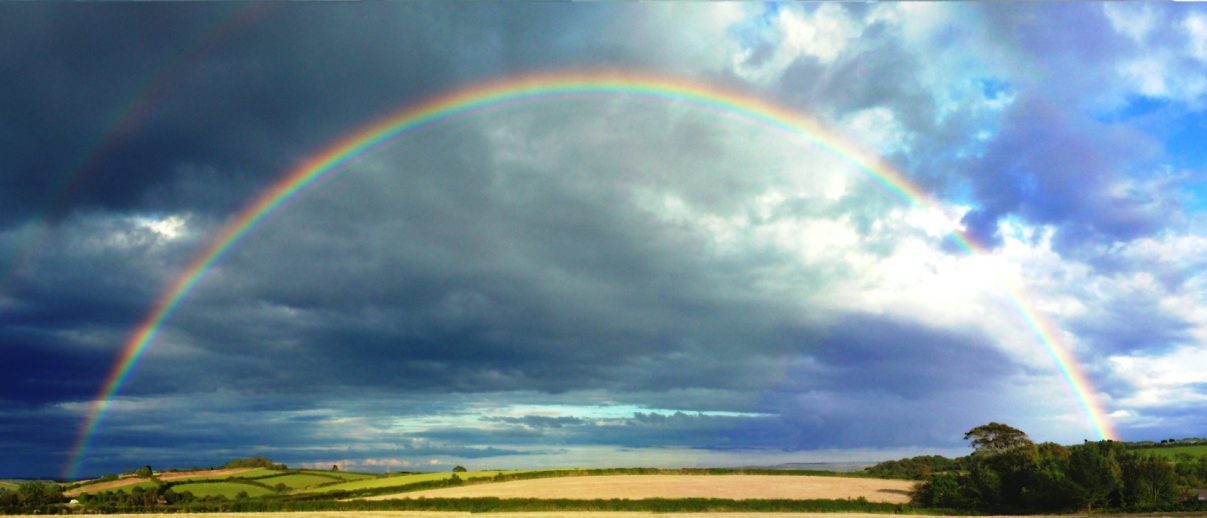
2 2 1206 479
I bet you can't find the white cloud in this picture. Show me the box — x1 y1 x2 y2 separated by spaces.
839 107 912 157
1108 11 1207 106
134 215 188 241
1103 3 1158 43
734 4 858 84
1185 12 1207 62
1111 346 1207 408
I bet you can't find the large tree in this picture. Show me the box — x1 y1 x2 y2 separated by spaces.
964 422 1033 454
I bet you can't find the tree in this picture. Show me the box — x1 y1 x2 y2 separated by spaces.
332 464 340 471
1068 442 1122 512
1120 453 1178 510
452 465 467 473
134 465 153 477
911 472 964 508
225 456 275 469
964 422 1033 454
14 481 64 507
961 423 1039 511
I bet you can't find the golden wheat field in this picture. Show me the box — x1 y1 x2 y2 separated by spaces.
363 475 914 503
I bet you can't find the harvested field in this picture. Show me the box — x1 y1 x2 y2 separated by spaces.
4 512 1078 518
65 468 263 496
363 475 915 503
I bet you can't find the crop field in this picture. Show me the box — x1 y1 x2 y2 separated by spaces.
364 475 914 503
1133 444 1207 460
65 468 274 496
296 471 503 494
170 482 274 499
66 479 162 497
159 468 272 481
258 473 344 489
303 470 380 481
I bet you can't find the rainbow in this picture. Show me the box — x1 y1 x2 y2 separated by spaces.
63 70 1116 478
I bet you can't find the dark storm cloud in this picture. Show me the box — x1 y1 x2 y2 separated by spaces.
793 315 1019 398
120 106 827 404
1 2 693 476
728 315 1022 450
393 316 1022 452
0 3 533 224
0 403 81 478
0 334 110 405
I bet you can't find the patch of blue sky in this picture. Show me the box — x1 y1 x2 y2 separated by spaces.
1089 95 1206 211
727 3 781 52
479 404 774 420
1166 113 1207 168
976 78 1011 101
1154 110 1207 212
1096 95 1171 123
389 404 775 434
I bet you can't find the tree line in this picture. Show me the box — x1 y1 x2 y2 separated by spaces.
906 422 1207 513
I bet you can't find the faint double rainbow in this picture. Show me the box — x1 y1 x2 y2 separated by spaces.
63 70 1117 478
0 3 273 300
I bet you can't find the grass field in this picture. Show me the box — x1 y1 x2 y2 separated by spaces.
0 481 20 491
364 475 914 504
67 479 162 496
170 482 275 499
258 473 343 489
1133 444 1207 460
296 471 504 494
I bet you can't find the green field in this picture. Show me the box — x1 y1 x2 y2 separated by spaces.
0 481 20 491
256 473 342 489
1134 444 1207 460
300 469 377 481
295 471 502 494
170 481 274 499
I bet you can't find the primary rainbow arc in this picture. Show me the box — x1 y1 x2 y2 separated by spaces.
64 70 1117 478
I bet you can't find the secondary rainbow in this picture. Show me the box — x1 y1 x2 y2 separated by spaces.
2 4 273 301
64 70 1116 478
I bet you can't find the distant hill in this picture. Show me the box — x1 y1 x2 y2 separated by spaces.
750 462 877 472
